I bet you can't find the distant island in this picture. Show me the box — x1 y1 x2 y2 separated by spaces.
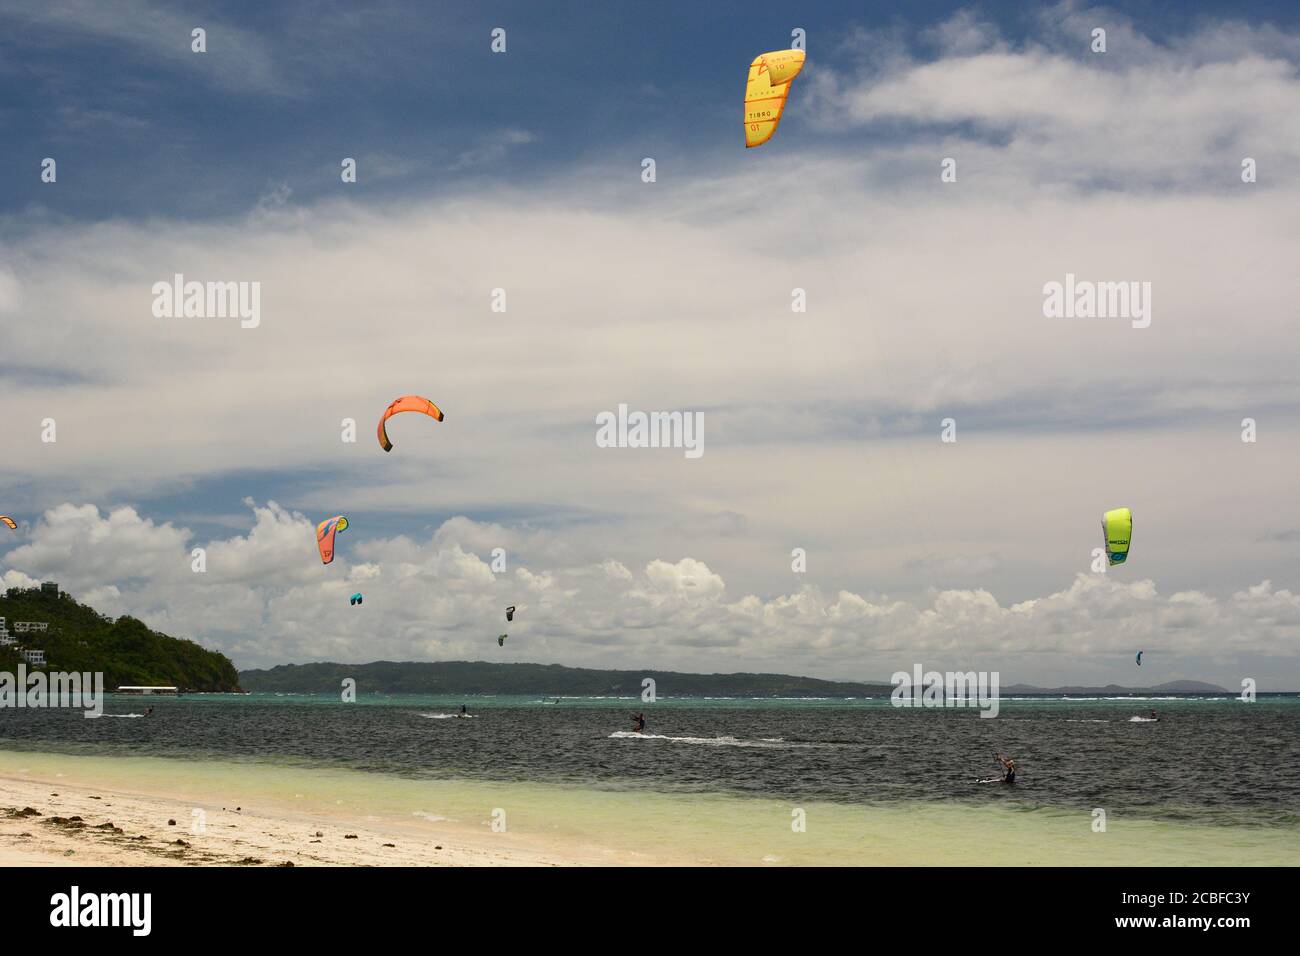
239 661 892 696
238 660 1236 697
0 583 241 693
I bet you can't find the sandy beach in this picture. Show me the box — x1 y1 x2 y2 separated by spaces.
0 751 648 867
3 746 1297 867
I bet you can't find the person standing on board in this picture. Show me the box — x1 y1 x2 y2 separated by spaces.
995 753 1016 784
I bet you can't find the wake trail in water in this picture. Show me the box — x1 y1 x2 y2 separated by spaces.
608 731 847 749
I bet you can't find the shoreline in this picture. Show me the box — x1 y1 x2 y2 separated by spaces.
2 748 1296 866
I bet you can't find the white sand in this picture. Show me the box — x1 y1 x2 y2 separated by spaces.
0 759 652 867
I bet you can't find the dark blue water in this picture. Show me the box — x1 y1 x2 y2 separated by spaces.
2 694 1297 828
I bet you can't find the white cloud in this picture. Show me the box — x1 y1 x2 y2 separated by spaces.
808 8 1300 188
3 502 1297 687
0 0 281 95
1 13 1297 683
447 129 537 172
2 150 1295 607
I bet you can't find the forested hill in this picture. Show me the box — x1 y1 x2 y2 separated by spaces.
239 660 893 696
0 585 240 692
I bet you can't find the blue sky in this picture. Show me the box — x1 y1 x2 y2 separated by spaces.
5 0 1296 219
1 1 1299 685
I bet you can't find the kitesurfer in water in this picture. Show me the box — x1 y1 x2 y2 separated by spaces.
995 753 1016 784
1149 709 1158 721
459 704 468 717
631 712 646 733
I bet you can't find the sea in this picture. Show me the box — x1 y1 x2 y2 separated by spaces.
2 693 1297 865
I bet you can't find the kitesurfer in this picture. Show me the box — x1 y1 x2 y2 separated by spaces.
631 712 646 733
995 753 1016 784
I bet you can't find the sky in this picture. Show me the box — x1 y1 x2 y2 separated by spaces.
1 0 1298 687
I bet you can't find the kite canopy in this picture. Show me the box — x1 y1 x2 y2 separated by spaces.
1101 508 1133 566
498 634 508 646
744 49 805 148
350 592 364 606
1136 651 1143 666
0 516 15 530
506 605 515 622
316 515 349 565
377 395 444 452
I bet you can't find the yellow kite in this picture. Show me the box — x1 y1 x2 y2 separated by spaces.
1101 508 1132 566
744 49 806 148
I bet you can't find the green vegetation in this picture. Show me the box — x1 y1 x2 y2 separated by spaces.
239 660 894 696
0 586 240 692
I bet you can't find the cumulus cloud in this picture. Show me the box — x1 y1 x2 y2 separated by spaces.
2 502 1297 687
